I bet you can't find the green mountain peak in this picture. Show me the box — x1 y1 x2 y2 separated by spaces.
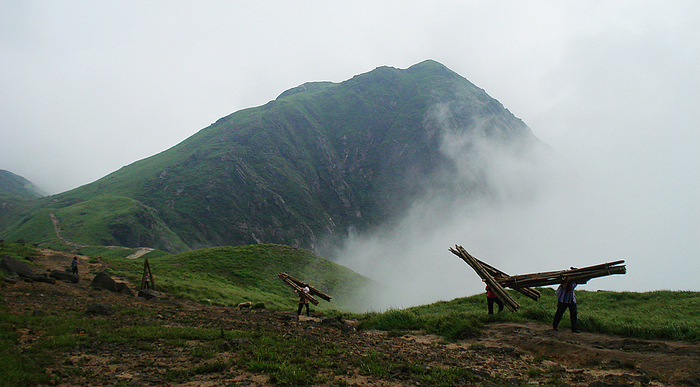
1 60 543 254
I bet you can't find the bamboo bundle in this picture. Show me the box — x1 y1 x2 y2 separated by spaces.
499 260 626 289
473 257 541 301
277 273 333 305
278 272 332 301
278 273 319 305
449 245 520 312
450 244 625 308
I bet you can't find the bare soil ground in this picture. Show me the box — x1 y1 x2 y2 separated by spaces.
3 250 699 387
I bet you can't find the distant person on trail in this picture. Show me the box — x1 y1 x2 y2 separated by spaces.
297 286 310 317
71 257 79 275
486 274 504 315
553 276 588 333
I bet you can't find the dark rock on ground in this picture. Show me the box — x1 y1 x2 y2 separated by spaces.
50 270 79 283
138 288 161 300
34 275 56 284
116 282 134 296
1 255 35 277
1 255 56 284
90 272 118 292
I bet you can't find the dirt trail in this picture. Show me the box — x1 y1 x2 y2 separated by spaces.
49 213 83 249
474 321 700 382
3 250 699 386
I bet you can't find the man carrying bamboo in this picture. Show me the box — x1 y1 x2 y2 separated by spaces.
553 276 587 333
486 273 505 315
297 286 311 317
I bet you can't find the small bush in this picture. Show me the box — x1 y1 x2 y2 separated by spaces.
358 309 421 331
416 367 475 387
521 303 551 322
422 313 482 340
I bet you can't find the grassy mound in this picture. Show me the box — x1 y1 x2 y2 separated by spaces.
80 243 374 313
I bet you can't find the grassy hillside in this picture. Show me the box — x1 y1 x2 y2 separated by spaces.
0 170 45 198
2 205 59 243
0 170 45 234
1 195 189 253
80 243 375 313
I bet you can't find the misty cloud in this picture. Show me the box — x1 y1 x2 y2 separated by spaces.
334 83 698 311
331 105 571 310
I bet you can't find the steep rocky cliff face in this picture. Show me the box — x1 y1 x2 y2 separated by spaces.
2 60 542 252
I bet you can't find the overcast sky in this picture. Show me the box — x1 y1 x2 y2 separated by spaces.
2 1 698 302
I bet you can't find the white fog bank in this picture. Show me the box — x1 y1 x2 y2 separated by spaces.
332 120 699 311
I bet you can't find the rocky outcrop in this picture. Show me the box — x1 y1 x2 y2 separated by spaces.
116 282 134 296
90 271 118 292
1 255 56 284
90 271 133 295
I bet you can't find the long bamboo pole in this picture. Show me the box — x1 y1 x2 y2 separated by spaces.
450 244 625 309
280 277 320 305
473 257 541 301
499 261 626 288
450 245 520 312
